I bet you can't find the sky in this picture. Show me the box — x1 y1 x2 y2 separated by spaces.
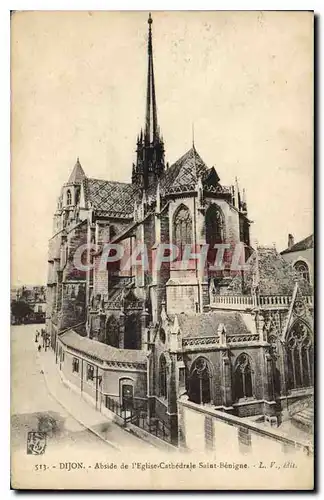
11 10 313 286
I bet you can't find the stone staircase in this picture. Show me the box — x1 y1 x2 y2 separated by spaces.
291 406 313 431
288 396 313 433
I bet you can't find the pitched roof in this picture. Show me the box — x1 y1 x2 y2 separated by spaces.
225 247 312 296
83 178 140 218
68 158 86 184
158 147 217 194
60 329 147 365
177 311 250 338
281 234 314 255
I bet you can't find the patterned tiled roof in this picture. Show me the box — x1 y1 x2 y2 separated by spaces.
145 147 222 198
83 178 140 218
60 329 147 364
83 147 226 216
281 234 314 255
225 247 312 296
178 311 250 338
159 147 218 194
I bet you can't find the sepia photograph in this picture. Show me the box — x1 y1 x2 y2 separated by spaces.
10 10 314 490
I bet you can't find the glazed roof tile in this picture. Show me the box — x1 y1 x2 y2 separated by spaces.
83 178 140 218
159 147 218 194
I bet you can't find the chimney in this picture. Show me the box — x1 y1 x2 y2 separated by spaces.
288 234 294 249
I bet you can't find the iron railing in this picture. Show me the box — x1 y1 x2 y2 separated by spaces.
105 395 131 423
104 395 172 444
104 395 147 423
132 412 172 444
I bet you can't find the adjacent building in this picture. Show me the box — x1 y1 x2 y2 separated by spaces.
11 285 46 324
281 234 314 285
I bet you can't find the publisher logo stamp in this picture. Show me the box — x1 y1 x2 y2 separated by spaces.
27 431 47 455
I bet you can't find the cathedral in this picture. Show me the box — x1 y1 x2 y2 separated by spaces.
46 14 314 448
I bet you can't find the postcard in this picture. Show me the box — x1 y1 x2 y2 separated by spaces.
11 10 314 490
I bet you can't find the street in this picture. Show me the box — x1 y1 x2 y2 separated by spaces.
11 324 165 489
11 324 153 456
11 324 116 455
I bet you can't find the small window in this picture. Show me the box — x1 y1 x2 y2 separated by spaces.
66 189 72 206
87 364 94 381
72 358 79 373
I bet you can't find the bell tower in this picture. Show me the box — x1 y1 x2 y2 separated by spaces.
132 13 165 190
53 157 86 233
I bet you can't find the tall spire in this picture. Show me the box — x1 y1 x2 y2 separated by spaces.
132 13 165 190
145 12 158 144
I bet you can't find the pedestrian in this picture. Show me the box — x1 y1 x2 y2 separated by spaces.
38 344 41 352
35 333 38 343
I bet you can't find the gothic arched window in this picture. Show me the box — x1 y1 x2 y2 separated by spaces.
105 316 119 347
234 354 253 400
173 204 192 258
159 354 167 398
205 204 224 245
188 357 211 405
205 204 225 266
294 261 310 284
286 320 313 390
66 189 72 206
75 188 80 205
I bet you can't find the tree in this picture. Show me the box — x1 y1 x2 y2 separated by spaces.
11 300 32 323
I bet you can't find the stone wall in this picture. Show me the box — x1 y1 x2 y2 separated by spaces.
179 397 312 459
166 282 199 314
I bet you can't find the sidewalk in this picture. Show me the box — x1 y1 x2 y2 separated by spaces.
38 349 155 451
